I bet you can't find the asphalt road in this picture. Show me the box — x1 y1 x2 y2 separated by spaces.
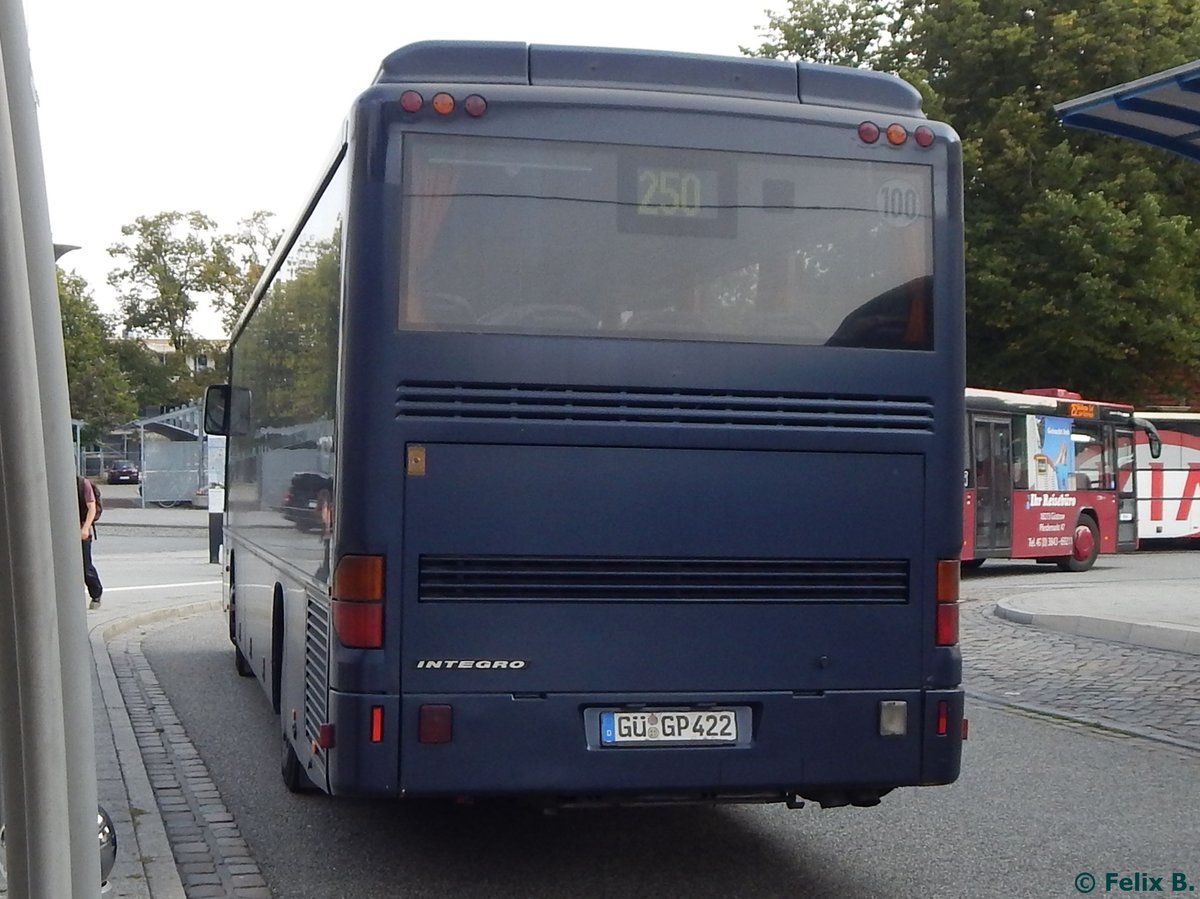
112 532 1200 899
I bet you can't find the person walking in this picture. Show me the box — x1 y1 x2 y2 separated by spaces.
78 475 103 609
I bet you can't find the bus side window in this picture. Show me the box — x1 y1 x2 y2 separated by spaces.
1072 422 1106 491
1011 424 1027 489
992 427 1011 490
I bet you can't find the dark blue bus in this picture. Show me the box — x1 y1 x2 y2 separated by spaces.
205 41 966 808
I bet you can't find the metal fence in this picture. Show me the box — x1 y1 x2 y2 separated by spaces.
140 439 203 506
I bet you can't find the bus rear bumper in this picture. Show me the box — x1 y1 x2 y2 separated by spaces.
323 688 965 803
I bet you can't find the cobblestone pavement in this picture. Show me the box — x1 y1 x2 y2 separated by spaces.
960 590 1200 751
108 628 272 899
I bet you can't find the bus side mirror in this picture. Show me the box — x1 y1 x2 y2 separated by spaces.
1134 417 1162 459
204 384 230 436
205 385 253 437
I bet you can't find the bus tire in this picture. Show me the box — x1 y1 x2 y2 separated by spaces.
228 584 254 676
271 588 284 715
1057 514 1099 572
282 732 316 793
235 645 254 677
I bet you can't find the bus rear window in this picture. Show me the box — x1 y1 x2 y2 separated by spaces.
391 133 934 350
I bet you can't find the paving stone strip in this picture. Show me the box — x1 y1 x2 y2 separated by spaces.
961 600 1200 752
108 631 272 899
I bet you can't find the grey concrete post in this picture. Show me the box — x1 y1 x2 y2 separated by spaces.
0 0 103 894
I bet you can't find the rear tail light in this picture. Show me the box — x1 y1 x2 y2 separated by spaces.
935 559 960 646
935 603 960 646
332 555 385 649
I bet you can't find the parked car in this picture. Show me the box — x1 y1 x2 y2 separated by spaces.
106 460 140 484
280 471 333 531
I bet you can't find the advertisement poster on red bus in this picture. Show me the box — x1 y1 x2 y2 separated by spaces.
1011 415 1116 557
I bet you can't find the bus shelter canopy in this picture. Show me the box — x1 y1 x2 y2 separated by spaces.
1055 60 1200 163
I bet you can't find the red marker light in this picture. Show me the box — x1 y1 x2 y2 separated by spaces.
400 91 423 113
915 125 935 147
463 94 487 117
886 123 908 146
858 121 880 144
431 92 455 115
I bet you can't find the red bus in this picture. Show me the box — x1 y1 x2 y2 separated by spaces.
963 387 1148 571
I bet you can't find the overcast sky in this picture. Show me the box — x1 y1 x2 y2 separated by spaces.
23 1 773 336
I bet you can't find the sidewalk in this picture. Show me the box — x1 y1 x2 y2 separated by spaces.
993 580 1200 655
100 504 211 530
92 601 219 899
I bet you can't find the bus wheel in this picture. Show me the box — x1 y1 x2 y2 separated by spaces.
282 733 315 793
230 586 254 676
235 645 254 677
1057 514 1099 572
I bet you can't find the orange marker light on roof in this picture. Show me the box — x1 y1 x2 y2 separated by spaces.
432 92 455 115
886 123 908 146
463 94 487 117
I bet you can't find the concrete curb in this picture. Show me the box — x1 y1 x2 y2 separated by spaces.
90 600 222 899
993 601 1200 656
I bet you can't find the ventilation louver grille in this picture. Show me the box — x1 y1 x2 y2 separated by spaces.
419 556 908 603
304 595 331 748
397 382 933 432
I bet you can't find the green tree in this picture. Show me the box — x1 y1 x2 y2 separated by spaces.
745 0 903 68
208 211 281 336
914 0 1200 402
57 271 138 440
751 0 1200 403
109 339 196 413
107 210 228 352
236 233 340 427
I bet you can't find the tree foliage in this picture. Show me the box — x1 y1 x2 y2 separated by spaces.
744 0 906 68
751 0 1200 403
107 338 196 413
58 271 137 440
208 211 282 336
107 210 228 352
236 233 340 428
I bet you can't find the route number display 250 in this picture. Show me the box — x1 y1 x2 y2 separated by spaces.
636 167 719 219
